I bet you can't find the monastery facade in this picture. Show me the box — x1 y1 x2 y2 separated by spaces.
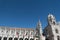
0 14 60 40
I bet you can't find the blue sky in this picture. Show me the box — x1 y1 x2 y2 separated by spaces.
0 0 60 29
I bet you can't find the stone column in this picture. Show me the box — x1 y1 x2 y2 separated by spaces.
18 38 19 40
23 38 24 40
7 37 9 40
28 37 29 40
2 37 3 40
13 37 14 40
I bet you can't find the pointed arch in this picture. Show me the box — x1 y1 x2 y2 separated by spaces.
19 38 23 40
14 38 18 40
25 38 29 40
3 37 7 40
9 37 13 40
30 38 34 40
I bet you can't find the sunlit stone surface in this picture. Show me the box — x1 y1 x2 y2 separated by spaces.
0 14 60 40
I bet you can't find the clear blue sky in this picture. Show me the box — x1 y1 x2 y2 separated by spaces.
0 0 60 29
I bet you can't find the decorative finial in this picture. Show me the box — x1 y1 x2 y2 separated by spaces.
38 19 41 26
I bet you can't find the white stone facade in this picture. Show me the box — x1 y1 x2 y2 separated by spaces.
0 14 60 40
0 27 35 40
0 19 45 40
44 14 60 40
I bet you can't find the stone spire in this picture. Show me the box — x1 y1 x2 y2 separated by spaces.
37 20 42 35
36 20 43 40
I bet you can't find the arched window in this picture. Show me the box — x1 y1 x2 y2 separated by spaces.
19 38 23 40
30 38 34 40
57 36 60 40
25 38 29 40
9 37 12 40
3 37 7 40
14 38 18 40
55 29 58 33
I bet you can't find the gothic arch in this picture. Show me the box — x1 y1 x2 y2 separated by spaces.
9 37 13 40
14 38 18 40
30 38 34 40
19 38 23 40
55 29 58 33
57 36 60 40
3 37 7 40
